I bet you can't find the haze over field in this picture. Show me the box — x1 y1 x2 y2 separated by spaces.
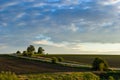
0 0 120 54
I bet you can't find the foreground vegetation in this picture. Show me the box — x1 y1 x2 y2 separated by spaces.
1 71 120 80
23 72 100 80
0 71 19 80
0 71 100 80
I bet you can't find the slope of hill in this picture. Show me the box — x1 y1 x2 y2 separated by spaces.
0 55 88 74
42 54 120 68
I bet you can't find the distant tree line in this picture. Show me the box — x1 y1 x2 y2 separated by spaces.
15 45 45 57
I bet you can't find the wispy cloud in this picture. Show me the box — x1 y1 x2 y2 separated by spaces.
33 35 120 53
22 0 35 2
33 37 120 53
33 35 68 47
0 44 8 50
71 43 120 52
16 13 26 19
33 3 47 7
33 40 68 47
0 0 120 54
99 0 120 5
68 23 79 32
1 2 19 9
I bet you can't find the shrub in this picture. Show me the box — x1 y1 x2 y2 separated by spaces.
27 52 33 57
83 72 100 80
51 57 58 63
108 76 115 80
58 57 64 62
0 71 19 80
22 51 33 57
92 57 109 71
99 62 104 71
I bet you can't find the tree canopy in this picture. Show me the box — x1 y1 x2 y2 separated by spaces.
17 45 45 57
27 45 35 53
37 47 44 54
16 51 21 55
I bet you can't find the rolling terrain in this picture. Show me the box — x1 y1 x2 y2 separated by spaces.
0 54 120 80
0 55 89 74
42 54 120 68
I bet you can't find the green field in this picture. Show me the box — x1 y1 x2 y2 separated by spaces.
41 54 120 68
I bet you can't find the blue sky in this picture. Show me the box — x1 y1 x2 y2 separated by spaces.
0 0 120 54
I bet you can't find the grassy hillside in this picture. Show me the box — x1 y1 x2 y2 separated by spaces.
0 55 90 74
41 54 120 68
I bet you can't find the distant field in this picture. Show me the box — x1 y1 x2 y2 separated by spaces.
42 54 120 68
0 55 89 74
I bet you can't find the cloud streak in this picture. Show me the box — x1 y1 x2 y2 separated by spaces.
33 35 68 48
0 0 120 54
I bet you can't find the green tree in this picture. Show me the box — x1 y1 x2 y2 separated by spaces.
22 45 36 57
26 45 35 57
38 47 44 54
22 51 27 56
27 45 35 53
22 50 33 57
16 51 21 55
92 57 109 71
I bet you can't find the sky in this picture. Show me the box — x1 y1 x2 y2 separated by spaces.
0 0 120 54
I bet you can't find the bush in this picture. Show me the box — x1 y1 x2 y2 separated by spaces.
0 71 19 80
99 62 104 71
22 51 33 57
27 52 33 57
16 51 21 55
25 72 100 80
22 51 27 56
58 57 64 62
92 57 109 71
83 72 100 80
108 76 115 80
51 57 58 63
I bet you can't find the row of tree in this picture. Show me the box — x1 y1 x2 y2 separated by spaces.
16 45 45 57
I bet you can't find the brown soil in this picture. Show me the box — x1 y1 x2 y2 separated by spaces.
0 55 89 74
